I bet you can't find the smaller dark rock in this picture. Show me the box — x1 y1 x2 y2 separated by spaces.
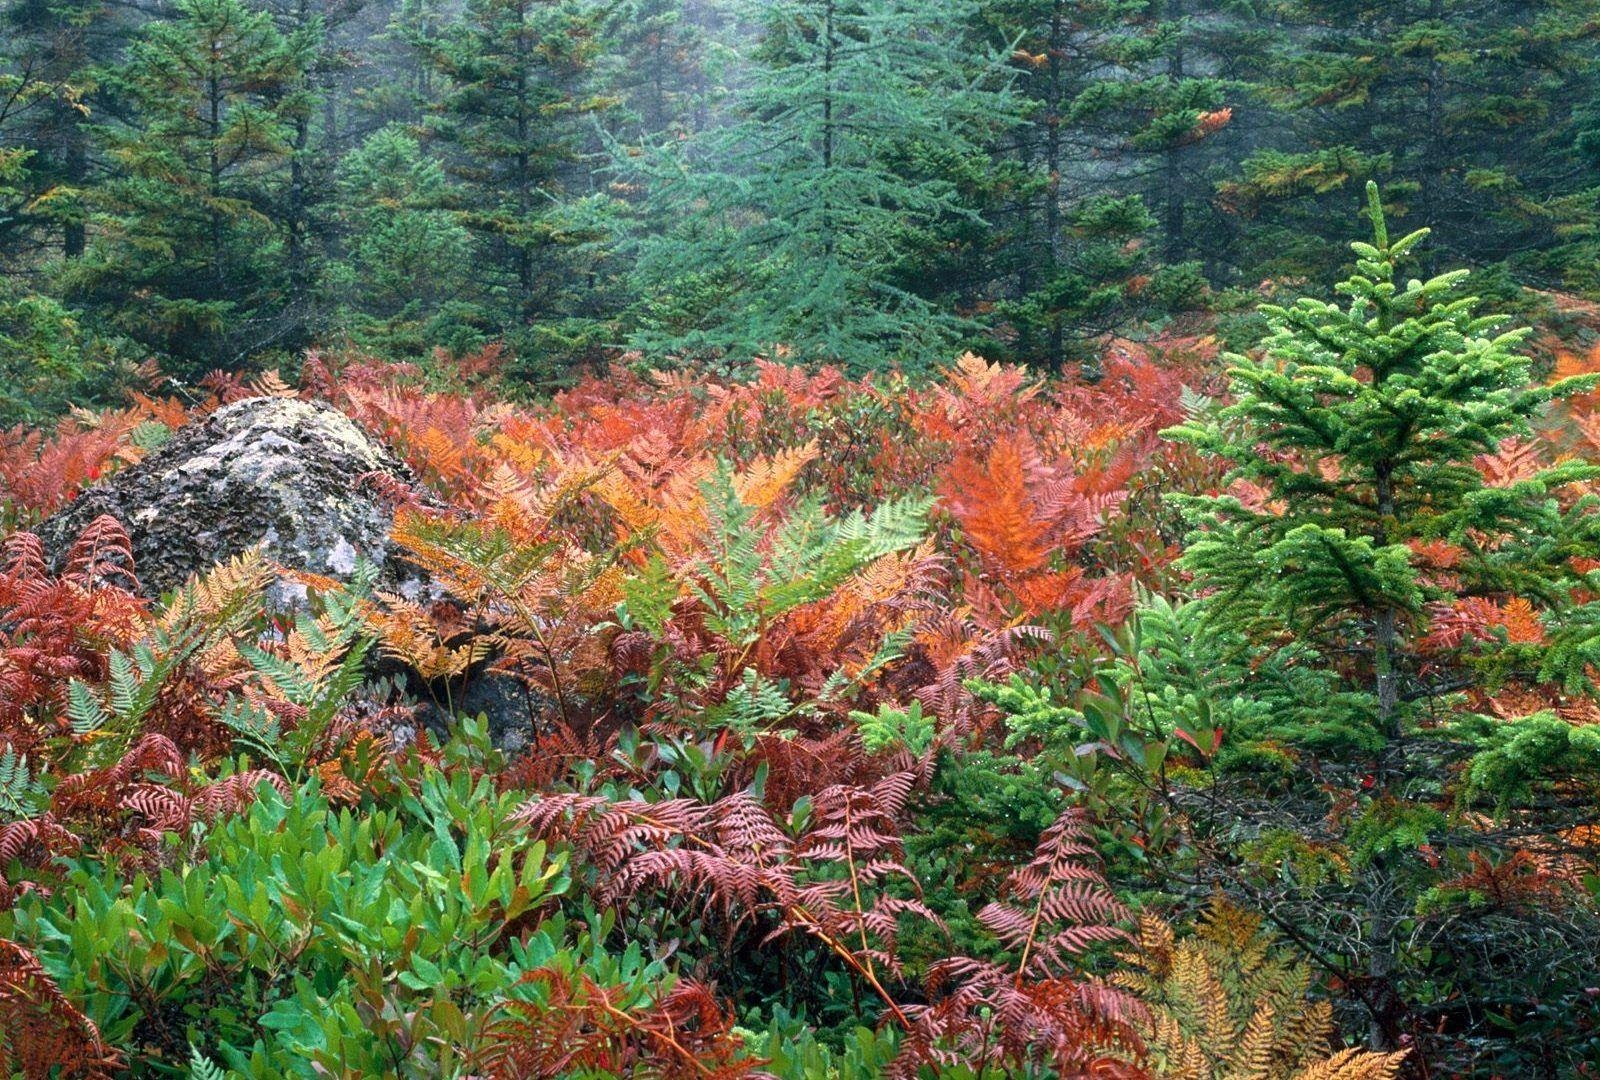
413 671 553 753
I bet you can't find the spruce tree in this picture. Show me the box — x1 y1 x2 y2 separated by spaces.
1160 183 1600 1050
426 0 608 374
63 0 315 375
1222 0 1600 285
620 0 1015 371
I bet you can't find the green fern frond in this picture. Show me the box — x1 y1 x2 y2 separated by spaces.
66 678 110 737
0 746 45 817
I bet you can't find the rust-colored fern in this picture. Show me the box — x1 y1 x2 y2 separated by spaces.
0 938 121 1078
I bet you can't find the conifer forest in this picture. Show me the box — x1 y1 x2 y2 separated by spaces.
8 0 1600 1076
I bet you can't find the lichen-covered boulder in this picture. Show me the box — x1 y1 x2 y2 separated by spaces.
40 396 418 602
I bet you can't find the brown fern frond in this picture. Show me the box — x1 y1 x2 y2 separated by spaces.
980 809 1130 979
1475 437 1544 487
0 938 121 1078
0 816 82 868
478 968 765 1079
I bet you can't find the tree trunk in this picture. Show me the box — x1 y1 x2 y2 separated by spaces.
209 66 225 289
821 0 836 261
1044 1 1065 372
514 0 534 312
1162 0 1187 263
62 125 87 258
286 0 313 341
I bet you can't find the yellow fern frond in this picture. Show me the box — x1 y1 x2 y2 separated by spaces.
1132 901 1346 1080
1225 1002 1278 1080
365 596 491 681
488 428 548 477
1198 897 1267 955
1280 1002 1332 1069
1288 1049 1407 1080
160 546 274 638
733 440 819 511
250 369 298 398
1188 950 1236 1061
1146 1013 1206 1079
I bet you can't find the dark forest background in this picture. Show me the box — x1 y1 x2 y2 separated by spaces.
4 0 1600 418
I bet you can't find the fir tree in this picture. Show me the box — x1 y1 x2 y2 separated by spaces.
976 0 1251 370
1161 183 1600 1049
328 124 473 352
0 0 122 265
62 0 316 375
620 0 1016 371
596 0 712 137
1222 0 1600 285
1060 0 1245 265
426 0 607 365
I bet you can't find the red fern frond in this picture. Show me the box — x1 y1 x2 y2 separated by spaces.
193 770 290 818
891 808 1143 1077
0 816 83 868
1441 850 1573 912
0 938 121 1079
61 515 139 594
477 969 765 1079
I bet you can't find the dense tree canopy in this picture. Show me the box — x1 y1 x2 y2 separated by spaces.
2 0 1597 390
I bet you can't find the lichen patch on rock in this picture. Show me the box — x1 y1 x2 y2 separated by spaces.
40 396 420 599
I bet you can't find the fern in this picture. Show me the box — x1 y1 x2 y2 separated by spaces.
186 1045 229 1080
217 696 285 774
65 679 109 738
1118 899 1326 1079
0 938 121 1078
703 669 803 741
893 808 1142 1077
518 774 937 1025
1289 1049 1407 1080
478 970 759 1078
0 748 44 818
235 579 375 778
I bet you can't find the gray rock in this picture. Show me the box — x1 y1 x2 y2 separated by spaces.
40 396 420 600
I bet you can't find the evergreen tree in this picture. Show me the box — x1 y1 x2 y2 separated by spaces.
371 0 452 123
1161 183 1600 1049
426 0 608 375
328 124 473 353
62 0 316 375
597 0 712 137
975 0 1251 370
621 0 1016 371
0 0 125 266
1060 0 1245 265
259 0 375 346
1222 0 1600 286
